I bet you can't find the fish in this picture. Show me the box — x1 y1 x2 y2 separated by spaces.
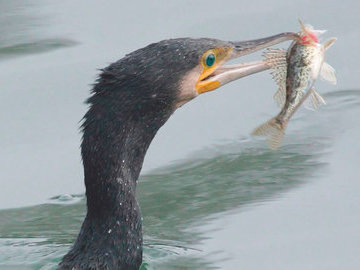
251 20 337 150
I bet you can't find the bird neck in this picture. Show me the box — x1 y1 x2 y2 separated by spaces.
81 106 169 216
59 97 173 268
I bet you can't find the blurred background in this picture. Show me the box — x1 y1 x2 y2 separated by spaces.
0 0 359 269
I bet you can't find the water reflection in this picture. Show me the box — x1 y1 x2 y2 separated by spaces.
0 1 78 61
0 39 78 61
0 0 43 48
1 89 359 268
0 133 328 268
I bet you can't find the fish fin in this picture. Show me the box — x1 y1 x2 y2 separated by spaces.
320 62 337 84
304 87 326 111
312 29 327 36
270 66 287 87
263 48 287 83
252 118 286 150
273 85 286 107
263 48 287 106
323 37 337 50
298 19 308 34
263 48 287 69
263 49 287 84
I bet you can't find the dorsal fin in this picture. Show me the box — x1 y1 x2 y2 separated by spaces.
263 48 288 107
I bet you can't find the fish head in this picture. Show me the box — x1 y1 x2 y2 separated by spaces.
298 20 326 46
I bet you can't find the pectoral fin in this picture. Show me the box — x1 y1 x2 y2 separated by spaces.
323 37 337 51
304 87 326 111
320 62 337 85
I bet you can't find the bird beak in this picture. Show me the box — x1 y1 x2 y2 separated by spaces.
196 32 299 94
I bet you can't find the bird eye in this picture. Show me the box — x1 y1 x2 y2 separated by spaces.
205 53 216 67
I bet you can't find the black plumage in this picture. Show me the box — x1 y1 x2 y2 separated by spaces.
58 38 231 269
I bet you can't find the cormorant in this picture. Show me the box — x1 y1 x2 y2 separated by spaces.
58 33 298 269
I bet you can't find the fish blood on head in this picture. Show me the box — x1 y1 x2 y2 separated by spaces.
298 22 325 45
252 20 337 150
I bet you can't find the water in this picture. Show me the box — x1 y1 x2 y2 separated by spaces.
1 0 359 269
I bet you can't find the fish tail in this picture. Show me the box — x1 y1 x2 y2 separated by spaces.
251 118 286 150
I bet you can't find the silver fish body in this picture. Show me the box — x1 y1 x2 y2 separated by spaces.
277 41 324 123
252 23 336 150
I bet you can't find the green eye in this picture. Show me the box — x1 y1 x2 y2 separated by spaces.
205 53 216 67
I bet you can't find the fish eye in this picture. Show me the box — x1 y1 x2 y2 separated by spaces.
205 53 216 67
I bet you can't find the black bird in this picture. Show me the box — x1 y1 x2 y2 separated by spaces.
58 33 298 269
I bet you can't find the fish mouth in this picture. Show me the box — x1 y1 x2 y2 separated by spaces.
196 32 299 94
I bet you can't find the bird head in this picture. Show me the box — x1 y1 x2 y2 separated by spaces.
173 34 299 107
89 33 298 123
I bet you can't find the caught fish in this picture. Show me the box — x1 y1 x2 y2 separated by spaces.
252 21 337 150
